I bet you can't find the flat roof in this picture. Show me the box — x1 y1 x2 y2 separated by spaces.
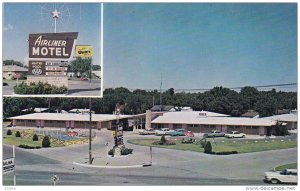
9 113 134 122
262 113 298 122
151 112 276 126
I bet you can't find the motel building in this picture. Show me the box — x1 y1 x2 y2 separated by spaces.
8 109 297 136
147 111 278 135
9 113 135 130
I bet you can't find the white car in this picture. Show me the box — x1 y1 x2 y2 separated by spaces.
155 128 174 136
264 169 297 184
224 131 246 138
138 128 156 135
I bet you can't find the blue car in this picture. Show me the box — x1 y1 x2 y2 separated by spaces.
169 129 186 136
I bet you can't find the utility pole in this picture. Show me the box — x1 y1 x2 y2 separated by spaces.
160 73 162 111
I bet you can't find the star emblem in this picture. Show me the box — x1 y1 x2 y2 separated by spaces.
52 9 60 19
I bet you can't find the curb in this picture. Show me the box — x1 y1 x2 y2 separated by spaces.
73 161 152 169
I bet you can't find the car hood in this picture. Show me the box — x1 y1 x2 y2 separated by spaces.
265 171 280 176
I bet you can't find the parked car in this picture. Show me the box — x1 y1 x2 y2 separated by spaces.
80 77 89 81
139 128 156 135
155 128 174 136
185 131 194 137
264 169 297 184
169 129 186 136
204 130 225 138
224 131 246 138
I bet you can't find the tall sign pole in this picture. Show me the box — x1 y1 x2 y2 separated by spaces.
51 9 60 33
76 45 94 164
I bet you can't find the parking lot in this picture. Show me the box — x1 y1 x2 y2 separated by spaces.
3 127 297 185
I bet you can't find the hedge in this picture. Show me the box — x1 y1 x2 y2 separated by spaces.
14 82 67 94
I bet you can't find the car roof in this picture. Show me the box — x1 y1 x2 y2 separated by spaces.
286 169 298 172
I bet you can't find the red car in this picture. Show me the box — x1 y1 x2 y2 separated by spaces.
184 131 194 137
80 77 89 81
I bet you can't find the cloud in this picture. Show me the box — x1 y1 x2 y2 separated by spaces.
4 24 14 31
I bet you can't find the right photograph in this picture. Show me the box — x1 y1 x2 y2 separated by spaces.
3 2 297 188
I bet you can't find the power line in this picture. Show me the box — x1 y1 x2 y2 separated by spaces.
124 83 297 92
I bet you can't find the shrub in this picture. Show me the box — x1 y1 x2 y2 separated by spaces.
204 141 212 153
273 122 289 136
7 129 12 135
121 148 133 155
32 134 39 141
42 136 51 147
19 144 41 149
15 131 21 137
214 151 238 155
152 139 176 145
160 135 167 144
108 148 133 155
14 82 67 95
108 149 113 155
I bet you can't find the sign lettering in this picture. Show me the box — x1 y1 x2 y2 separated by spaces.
29 32 78 59
3 158 15 174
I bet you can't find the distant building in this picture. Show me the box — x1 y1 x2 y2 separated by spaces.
9 113 133 129
22 108 50 113
150 105 176 112
262 110 297 130
68 109 95 114
3 65 28 80
241 110 259 118
149 110 276 135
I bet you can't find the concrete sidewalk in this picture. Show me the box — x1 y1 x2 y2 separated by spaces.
73 152 152 168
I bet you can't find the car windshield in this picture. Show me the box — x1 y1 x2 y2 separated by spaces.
280 170 287 175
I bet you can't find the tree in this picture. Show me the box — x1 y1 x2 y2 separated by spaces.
32 134 39 141
7 129 12 135
15 131 21 137
3 60 26 67
204 141 212 153
273 122 289 136
70 57 92 77
92 65 101 71
42 136 51 147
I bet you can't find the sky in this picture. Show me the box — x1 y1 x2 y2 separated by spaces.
104 3 297 91
3 3 101 65
3 3 297 91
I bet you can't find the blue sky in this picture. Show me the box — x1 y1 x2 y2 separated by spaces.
104 3 297 91
3 3 297 91
3 3 101 65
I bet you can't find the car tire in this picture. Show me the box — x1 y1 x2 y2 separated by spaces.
270 179 279 184
242 135 245 138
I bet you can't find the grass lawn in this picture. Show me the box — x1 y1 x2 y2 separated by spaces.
274 163 297 171
128 138 297 154
3 134 62 148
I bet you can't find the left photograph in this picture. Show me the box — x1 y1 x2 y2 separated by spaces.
3 3 103 97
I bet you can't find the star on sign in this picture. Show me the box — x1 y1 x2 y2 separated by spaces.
52 9 60 19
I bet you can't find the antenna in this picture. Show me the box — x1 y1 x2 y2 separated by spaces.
39 3 72 33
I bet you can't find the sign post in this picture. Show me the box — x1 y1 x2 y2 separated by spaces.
150 146 153 164
3 145 16 185
51 175 59 186
76 45 93 164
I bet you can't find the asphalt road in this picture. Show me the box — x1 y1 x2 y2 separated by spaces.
2 79 101 97
2 130 297 186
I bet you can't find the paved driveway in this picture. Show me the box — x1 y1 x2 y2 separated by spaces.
3 129 297 185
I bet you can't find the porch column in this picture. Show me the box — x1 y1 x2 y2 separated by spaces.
259 126 266 136
12 119 16 127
